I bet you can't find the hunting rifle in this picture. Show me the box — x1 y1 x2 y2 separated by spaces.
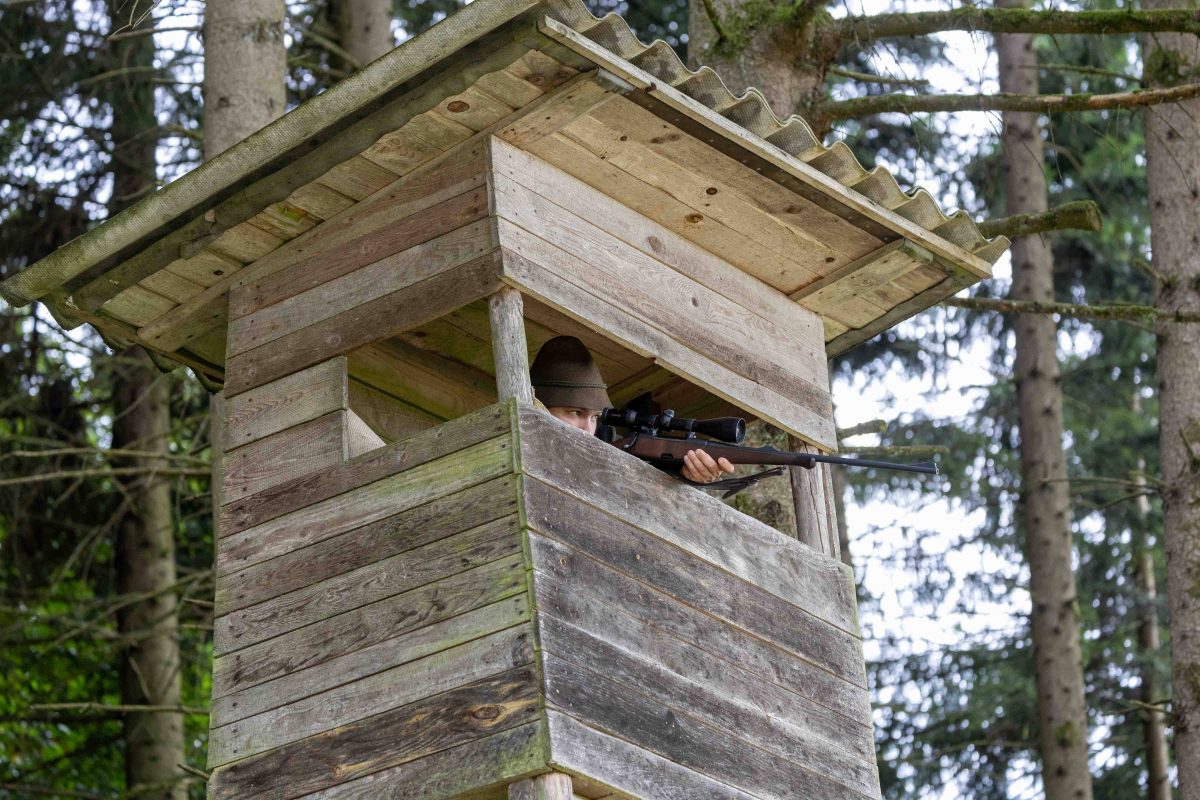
598 407 937 497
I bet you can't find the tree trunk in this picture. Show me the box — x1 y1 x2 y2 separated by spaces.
997 3 1094 798
202 0 286 159
113 349 184 800
1142 3 1200 796
331 0 393 73
107 3 185 797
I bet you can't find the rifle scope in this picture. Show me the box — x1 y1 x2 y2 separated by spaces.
600 407 746 444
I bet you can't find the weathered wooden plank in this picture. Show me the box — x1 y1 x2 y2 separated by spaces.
360 127 445 174
475 69 545 109
218 435 513 574
225 252 503 396
436 84 517 132
345 409 385 455
216 514 520 652
299 721 545 800
213 594 529 728
212 553 526 699
543 655 876 800
529 534 869 725
164 250 243 288
489 135 826 381
491 174 829 416
522 490 864 684
221 411 348 503
506 49 577 92
347 378 439 441
216 475 519 614
489 287 533 404
250 201 323 241
545 711 759 800
347 335 497 422
208 665 540 800
538 614 879 796
210 624 533 766
228 215 495 357
509 772 572 800
316 155 399 200
517 407 856 633
139 269 205 304
224 357 348 450
220 402 511 534
496 77 613 148
99 284 175 327
499 237 835 449
788 436 836 556
825 269 975 356
286 181 356 220
401 108 476 151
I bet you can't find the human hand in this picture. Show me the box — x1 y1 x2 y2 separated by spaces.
681 449 735 484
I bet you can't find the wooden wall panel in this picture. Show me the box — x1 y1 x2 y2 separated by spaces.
224 357 348 449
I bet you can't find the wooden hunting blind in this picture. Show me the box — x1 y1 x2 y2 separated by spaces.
2 1 1008 797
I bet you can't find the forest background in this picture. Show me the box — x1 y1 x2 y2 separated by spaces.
0 0 1197 798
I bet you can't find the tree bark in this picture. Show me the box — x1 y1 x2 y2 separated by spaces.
997 3 1094 798
331 0 393 73
202 0 286 159
107 3 185 797
113 349 183 800
1143 2 1200 796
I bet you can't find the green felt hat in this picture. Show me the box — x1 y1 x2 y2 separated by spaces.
530 336 611 410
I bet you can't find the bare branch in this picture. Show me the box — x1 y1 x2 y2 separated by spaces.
944 296 1200 323
978 200 1102 238
834 7 1200 41
837 419 889 438
30 702 208 715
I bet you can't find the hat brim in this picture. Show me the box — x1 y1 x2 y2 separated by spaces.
534 384 611 410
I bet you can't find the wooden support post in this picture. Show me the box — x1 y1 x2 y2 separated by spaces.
788 433 835 556
489 286 534 404
508 772 573 800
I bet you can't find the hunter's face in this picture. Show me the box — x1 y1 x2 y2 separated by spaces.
547 406 602 436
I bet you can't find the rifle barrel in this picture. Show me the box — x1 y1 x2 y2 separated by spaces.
809 453 938 475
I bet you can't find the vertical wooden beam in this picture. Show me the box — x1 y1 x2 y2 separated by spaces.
489 286 533 404
788 434 834 556
508 772 573 800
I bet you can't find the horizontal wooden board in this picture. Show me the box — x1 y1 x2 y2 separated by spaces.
546 710 758 800
216 475 519 614
208 664 540 799
221 402 511 534
529 533 869 725
500 242 835 449
212 553 526 699
523 494 864 685
216 514 520 653
218 435 513 575
299 721 545 800
347 378 440 441
517 407 857 633
543 655 876 800
228 215 496 357
224 357 348 450
224 251 503 397
490 171 829 418
348 335 497 422
533 571 874 761
538 614 878 796
210 624 533 766
221 411 348 503
212 595 529 728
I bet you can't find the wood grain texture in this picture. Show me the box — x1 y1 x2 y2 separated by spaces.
218 435 513 575
500 242 835 449
208 665 540 799
522 492 864 685
529 533 870 724
538 614 879 796
517 407 857 634
215 475 519 614
532 569 873 760
490 168 829 418
212 595 529 728
228 215 495 357
347 378 440 441
221 411 348 503
348 335 497 422
224 251 503 397
220 402 510 535
209 625 533 766
212 553 526 699
509 772 573 800
215 514 520 653
545 711 759 800
224 357 348 450
489 287 533 404
542 655 876 800
299 721 546 799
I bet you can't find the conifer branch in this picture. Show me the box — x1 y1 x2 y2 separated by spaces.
978 201 1102 239
943 297 1200 323
816 82 1200 122
834 7 1200 41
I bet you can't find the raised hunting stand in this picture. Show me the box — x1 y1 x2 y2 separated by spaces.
1 1 1007 797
